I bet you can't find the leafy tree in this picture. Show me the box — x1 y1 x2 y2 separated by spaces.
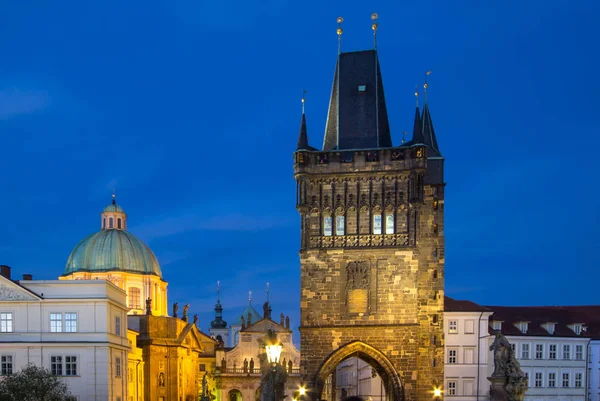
0 364 73 401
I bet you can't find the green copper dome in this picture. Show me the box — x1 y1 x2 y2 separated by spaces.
103 203 125 213
64 229 162 277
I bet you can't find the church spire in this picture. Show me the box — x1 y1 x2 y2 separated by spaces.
410 85 424 144
210 280 227 329
296 91 314 151
420 72 441 157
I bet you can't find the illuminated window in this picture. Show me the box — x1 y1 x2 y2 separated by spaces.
109 218 114 228
373 214 382 234
323 216 332 236
385 214 394 234
129 288 141 309
335 216 345 235
358 85 366 92
50 313 63 332
0 313 13 333
65 313 77 332
448 320 458 334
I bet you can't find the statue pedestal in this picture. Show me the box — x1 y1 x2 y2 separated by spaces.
488 376 509 401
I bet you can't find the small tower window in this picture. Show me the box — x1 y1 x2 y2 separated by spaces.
373 214 382 235
358 85 366 92
335 216 345 236
385 214 394 234
103 218 106 229
109 218 114 228
117 218 122 229
323 216 333 236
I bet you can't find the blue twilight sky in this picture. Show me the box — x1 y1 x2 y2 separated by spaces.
1 1 599 341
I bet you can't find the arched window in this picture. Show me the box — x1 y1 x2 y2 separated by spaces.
128 288 141 309
109 217 114 228
103 218 106 229
117 218 122 229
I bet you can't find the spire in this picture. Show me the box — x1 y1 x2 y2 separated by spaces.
296 91 314 151
322 49 392 150
337 17 343 55
248 290 252 305
371 13 379 49
210 280 227 329
112 190 116 205
410 88 424 144
421 71 441 157
266 282 270 302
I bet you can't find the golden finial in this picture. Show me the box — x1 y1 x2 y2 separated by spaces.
415 84 419 107
301 89 306 114
337 16 343 54
402 131 407 144
371 13 379 49
112 189 116 205
424 71 432 103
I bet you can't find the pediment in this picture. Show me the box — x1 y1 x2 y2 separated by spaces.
179 325 216 354
244 318 290 334
0 279 40 301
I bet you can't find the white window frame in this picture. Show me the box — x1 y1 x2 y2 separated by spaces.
128 288 141 309
447 349 457 364
549 344 556 359
448 320 458 334
492 321 501 331
548 372 556 388
534 371 543 388
563 344 571 360
535 344 543 359
1 355 13 375
464 319 475 334
562 372 570 387
519 322 528 333
65 356 78 376
50 313 63 332
65 313 77 332
575 344 583 360
575 372 583 387
446 380 457 396
521 343 530 360
0 312 13 333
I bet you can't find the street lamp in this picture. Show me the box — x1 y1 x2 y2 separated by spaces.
261 331 287 401
265 343 283 366
433 387 442 399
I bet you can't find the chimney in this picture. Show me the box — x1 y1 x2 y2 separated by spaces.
22 274 33 281
0 265 11 280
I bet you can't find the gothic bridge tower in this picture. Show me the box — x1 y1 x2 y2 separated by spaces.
293 22 445 401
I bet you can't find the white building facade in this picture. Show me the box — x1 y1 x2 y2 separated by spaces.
443 297 494 400
0 267 130 401
589 339 600 401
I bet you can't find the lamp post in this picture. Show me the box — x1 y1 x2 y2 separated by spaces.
261 332 287 401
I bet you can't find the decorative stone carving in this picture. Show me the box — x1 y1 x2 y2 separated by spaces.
489 331 527 401
0 284 35 301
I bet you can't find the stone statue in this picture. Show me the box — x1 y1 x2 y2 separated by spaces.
221 357 226 370
281 358 286 368
249 358 255 373
280 313 285 326
202 372 208 396
263 301 270 319
172 302 179 318
145 298 152 315
288 359 293 374
182 304 190 322
285 316 290 329
241 315 245 329
216 335 225 349
158 372 166 387
193 314 198 325
243 358 249 373
489 331 527 401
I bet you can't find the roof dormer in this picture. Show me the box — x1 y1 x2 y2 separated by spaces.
515 321 529 334
569 323 585 336
542 322 557 335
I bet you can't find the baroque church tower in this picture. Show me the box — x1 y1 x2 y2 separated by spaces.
294 19 444 401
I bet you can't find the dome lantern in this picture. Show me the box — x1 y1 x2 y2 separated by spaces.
101 193 127 230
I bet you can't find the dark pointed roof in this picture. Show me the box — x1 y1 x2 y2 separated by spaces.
421 103 441 157
296 113 315 151
411 106 423 144
322 50 392 150
210 300 227 329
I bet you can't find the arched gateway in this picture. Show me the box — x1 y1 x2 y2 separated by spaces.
313 341 403 401
293 34 445 401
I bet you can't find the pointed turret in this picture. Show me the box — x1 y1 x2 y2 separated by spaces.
210 282 227 329
296 113 314 151
410 106 423 144
421 103 441 157
322 50 392 150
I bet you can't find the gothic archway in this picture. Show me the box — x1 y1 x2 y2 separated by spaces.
312 341 404 401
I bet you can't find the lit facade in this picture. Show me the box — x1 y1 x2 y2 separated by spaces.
0 268 130 401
